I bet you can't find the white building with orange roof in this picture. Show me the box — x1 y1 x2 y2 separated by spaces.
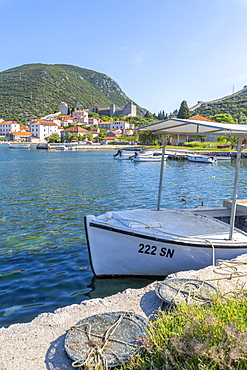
92 127 100 138
103 131 122 142
7 131 31 142
98 120 132 133
57 115 73 126
72 109 88 121
61 126 90 140
72 115 88 125
0 121 20 137
88 117 102 126
30 121 61 142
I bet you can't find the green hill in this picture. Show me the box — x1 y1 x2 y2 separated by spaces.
192 86 247 122
0 63 143 123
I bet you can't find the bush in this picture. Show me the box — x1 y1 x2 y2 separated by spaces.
119 293 247 370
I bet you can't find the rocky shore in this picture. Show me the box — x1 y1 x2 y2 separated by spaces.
0 254 247 370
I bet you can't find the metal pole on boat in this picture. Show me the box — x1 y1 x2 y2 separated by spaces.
229 135 242 240
157 135 166 210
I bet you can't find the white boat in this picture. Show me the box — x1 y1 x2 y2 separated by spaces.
113 149 153 160
85 118 247 277
131 152 168 162
56 145 68 151
9 143 30 149
113 150 133 160
187 154 218 163
67 145 77 151
202 153 232 160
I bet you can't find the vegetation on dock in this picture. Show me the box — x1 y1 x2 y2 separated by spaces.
119 293 247 370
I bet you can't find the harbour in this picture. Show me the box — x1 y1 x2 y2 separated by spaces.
1 145 247 328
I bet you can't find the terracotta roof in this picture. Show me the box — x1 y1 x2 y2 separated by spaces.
188 114 216 122
103 136 117 140
10 131 31 136
1 121 18 125
30 121 58 126
62 126 90 133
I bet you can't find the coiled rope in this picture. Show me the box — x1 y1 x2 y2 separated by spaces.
67 312 145 370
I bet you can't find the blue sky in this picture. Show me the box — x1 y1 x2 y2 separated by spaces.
1 0 247 114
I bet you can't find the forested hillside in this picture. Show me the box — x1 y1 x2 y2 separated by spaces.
194 86 247 123
0 64 143 123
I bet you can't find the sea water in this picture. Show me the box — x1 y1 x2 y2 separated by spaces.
0 145 247 327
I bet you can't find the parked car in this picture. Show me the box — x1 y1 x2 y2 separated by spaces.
79 141 92 145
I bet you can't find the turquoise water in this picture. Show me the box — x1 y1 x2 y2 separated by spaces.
0 145 247 327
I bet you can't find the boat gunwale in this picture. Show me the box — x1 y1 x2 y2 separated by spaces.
88 220 247 249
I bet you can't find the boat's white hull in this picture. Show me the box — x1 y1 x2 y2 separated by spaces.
202 154 232 160
187 155 217 163
84 209 247 277
9 144 30 149
113 153 132 160
113 150 156 160
56 146 68 151
132 154 168 162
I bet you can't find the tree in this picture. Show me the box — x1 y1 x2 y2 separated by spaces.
144 111 153 118
46 133 61 143
139 131 159 145
210 113 236 124
177 101 190 119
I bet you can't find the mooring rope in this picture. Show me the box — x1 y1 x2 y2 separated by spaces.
67 312 143 370
157 280 215 307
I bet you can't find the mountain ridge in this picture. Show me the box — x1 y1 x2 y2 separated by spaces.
192 85 247 121
0 63 143 123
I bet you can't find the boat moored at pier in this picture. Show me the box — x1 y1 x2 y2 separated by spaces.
85 118 247 277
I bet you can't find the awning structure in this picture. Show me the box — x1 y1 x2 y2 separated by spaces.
138 118 247 240
138 118 247 137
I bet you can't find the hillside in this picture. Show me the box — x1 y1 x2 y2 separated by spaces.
192 86 247 121
0 64 143 123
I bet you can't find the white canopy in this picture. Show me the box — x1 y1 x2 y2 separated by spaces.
138 118 247 137
138 117 247 240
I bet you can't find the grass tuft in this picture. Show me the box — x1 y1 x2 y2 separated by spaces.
118 293 247 370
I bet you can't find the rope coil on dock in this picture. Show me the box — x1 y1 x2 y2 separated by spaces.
64 311 149 369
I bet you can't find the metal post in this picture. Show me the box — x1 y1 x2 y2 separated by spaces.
229 136 242 239
157 135 166 210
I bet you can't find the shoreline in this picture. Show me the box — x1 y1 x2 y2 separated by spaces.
1 253 247 370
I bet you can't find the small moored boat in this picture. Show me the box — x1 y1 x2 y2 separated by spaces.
187 154 218 163
85 118 247 277
55 145 68 151
131 152 168 162
9 143 30 149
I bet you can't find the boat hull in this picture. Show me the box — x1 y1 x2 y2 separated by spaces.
187 155 217 163
132 154 168 162
84 211 247 277
9 144 30 149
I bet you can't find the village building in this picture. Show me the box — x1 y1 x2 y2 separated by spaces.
61 126 91 140
6 131 31 142
0 121 20 137
88 117 102 126
91 127 100 138
103 131 122 142
72 109 88 122
56 115 73 127
169 114 218 145
29 121 61 142
60 102 69 115
98 120 133 134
